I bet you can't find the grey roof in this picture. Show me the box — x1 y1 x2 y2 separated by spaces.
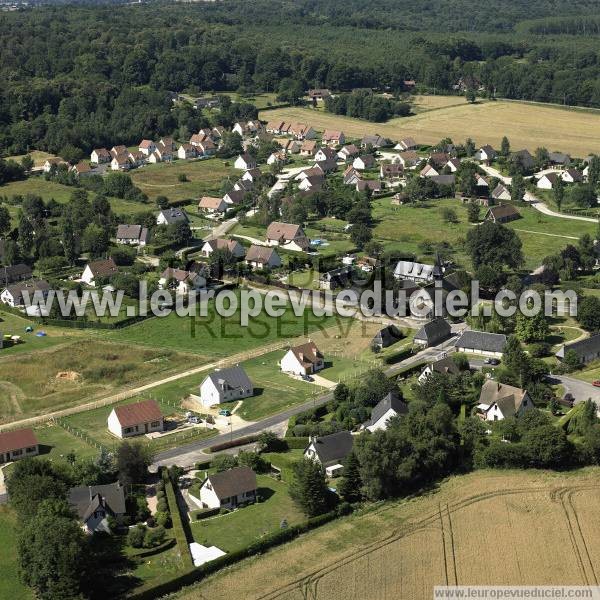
159 208 188 224
4 280 50 304
68 482 126 522
204 466 257 500
205 365 252 392
429 355 461 376
373 325 403 348
414 318 452 344
491 183 510 199
366 391 408 427
429 174 456 186
548 152 570 165
455 330 507 353
394 260 435 280
307 431 353 465
116 224 143 240
556 333 600 361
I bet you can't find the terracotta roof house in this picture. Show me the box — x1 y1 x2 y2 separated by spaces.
0 428 39 463
304 431 353 468
159 267 206 293
245 245 281 269
199 365 253 407
68 482 126 534
198 196 228 215
107 400 164 439
421 164 439 177
266 222 309 251
300 140 318 157
81 258 118 287
362 391 408 432
477 380 533 421
280 341 324 376
138 139 156 156
485 204 520 224
91 148 111 164
110 153 131 171
71 162 93 177
199 467 257 510
322 130 345 147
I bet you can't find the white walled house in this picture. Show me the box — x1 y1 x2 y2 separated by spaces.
265 222 309 252
245 245 281 269
362 391 408 432
81 258 118 287
198 467 257 510
91 148 111 164
201 238 246 259
199 366 253 407
138 139 156 156
304 431 353 469
536 173 559 190
234 154 257 170
477 380 533 421
159 267 206 293
107 400 164 438
280 342 324 376
0 428 39 463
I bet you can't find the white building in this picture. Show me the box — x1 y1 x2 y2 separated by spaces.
198 467 257 509
280 342 324 376
107 400 164 438
477 380 533 421
199 366 253 407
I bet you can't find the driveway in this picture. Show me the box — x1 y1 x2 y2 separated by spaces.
525 192 598 223
548 375 600 404
204 217 238 242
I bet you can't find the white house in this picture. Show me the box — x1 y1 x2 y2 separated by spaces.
107 400 164 439
537 173 559 189
138 139 156 156
454 331 507 358
157 208 188 226
198 467 257 510
245 245 281 269
418 356 462 383
199 366 253 407
81 258 118 287
178 144 197 160
68 482 125 534
421 164 439 177
1 280 50 307
198 196 228 215
0 428 39 464
266 222 309 251
304 431 353 469
362 391 408 432
234 154 257 170
322 130 345 147
90 148 111 164
475 145 496 163
352 155 376 170
280 341 324 376
561 168 583 184
477 380 533 421
395 137 417 151
201 238 246 259
159 267 205 293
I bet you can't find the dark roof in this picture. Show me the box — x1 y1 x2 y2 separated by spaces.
159 208 188 224
116 224 143 240
4 280 50 303
0 428 38 454
112 400 163 427
307 431 353 465
429 355 461 376
491 183 510 199
0 263 32 285
205 366 252 391
414 318 452 344
556 333 600 360
205 467 257 500
87 258 118 278
68 482 126 522
429 174 455 186
455 330 507 353
366 391 408 427
373 325 403 348
486 204 520 221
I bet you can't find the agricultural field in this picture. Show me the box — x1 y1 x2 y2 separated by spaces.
175 468 600 600
191 474 305 553
260 98 600 157
0 507 34 600
5 150 58 168
129 158 236 203
0 339 202 424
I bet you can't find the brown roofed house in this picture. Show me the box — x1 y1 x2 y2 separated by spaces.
477 380 533 421
81 258 118 287
245 245 282 269
0 428 39 463
266 222 309 251
107 400 164 438
485 204 521 224
281 341 324 376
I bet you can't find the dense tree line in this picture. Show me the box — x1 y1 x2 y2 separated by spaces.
325 91 410 122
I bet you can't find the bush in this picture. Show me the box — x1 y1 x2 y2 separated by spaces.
209 435 258 452
128 524 147 548
157 498 168 513
144 525 166 548
155 511 172 529
191 507 220 520
156 490 165 501
195 460 212 470
529 342 551 358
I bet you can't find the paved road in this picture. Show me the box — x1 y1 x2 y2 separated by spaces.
525 192 598 223
204 217 238 242
152 334 460 468
548 375 600 404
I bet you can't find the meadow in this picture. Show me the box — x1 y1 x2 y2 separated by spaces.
260 98 600 157
0 507 34 600
175 468 600 600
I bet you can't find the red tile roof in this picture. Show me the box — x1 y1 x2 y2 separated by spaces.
113 400 163 427
0 428 38 454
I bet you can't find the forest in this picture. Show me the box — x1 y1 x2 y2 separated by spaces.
3 0 600 157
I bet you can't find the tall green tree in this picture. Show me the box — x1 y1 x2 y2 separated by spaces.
289 458 331 517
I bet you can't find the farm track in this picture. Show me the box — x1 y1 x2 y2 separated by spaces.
256 483 600 600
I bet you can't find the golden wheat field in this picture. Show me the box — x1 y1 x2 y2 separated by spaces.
259 98 600 156
175 469 600 600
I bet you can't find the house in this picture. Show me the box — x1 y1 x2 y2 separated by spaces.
266 121 285 134
418 356 462 383
361 134 386 149
314 147 337 163
115 224 149 247
454 330 507 357
314 158 337 175
395 137 417 151
160 137 176 152
300 140 318 157
81 258 118 287
322 130 345 147
477 380 533 421
289 123 316 140
68 482 126 534
562 168 583 184
266 222 309 251
70 162 93 177
91 148 111 164
319 266 353 290
242 168 262 183
353 155 376 170
110 154 130 171
281 341 324 375
307 89 331 101
445 158 461 173
245 245 281 269
395 150 419 168
234 154 257 170
157 208 188 226
337 144 359 161
304 431 353 470
356 179 382 193
413 318 452 348
232 121 250 137
178 143 197 160
199 365 253 407
159 267 206 293
0 264 32 286
107 399 164 439
128 150 146 168
343 166 362 185
110 145 127 158
421 164 439 177
198 196 228 215
233 178 253 193
154 142 173 162
196 139 217 157
362 391 408 432
190 133 208 147
485 204 520 224
0 428 39 463
393 260 440 283
428 152 450 168
138 139 156 156
549 152 571 167
43 158 66 172
0 280 50 307
267 151 286 166
511 149 535 171
474 174 490 198
537 172 559 190
491 183 511 202
475 145 497 163
371 324 403 350
201 238 245 259
199 467 257 510
556 333 600 365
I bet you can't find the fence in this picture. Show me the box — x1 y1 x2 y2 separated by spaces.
54 418 110 453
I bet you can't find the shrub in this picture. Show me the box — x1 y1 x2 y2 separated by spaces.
156 490 165 501
157 498 168 513
191 507 220 520
195 460 211 470
155 511 172 529
144 525 166 548
128 524 147 548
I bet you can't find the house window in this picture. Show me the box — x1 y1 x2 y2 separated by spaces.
124 427 134 434
26 446 36 453
12 449 22 456
151 421 160 428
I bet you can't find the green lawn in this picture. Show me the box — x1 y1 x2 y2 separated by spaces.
261 449 304 483
572 361 600 384
0 507 33 600
190 474 304 553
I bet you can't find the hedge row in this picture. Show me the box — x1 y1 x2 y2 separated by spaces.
128 538 176 559
189 506 220 521
208 434 258 452
130 503 353 600
162 470 194 570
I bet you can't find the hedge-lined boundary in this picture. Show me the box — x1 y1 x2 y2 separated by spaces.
129 503 353 600
208 434 258 452
162 469 194 571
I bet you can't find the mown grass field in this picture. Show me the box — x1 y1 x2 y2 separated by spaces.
175 468 600 600
5 150 58 167
260 98 600 156
0 507 33 600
